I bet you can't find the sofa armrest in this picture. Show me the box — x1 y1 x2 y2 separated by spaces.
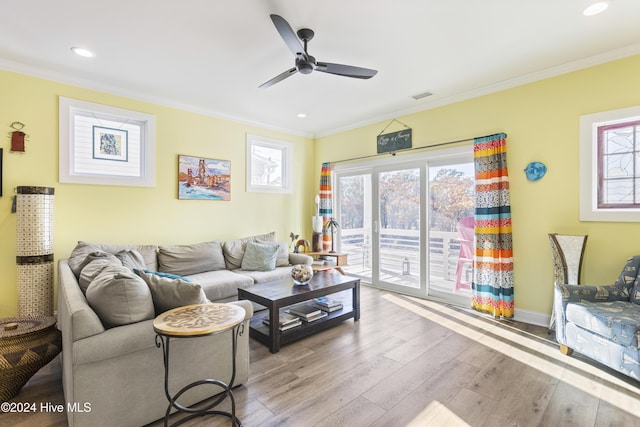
228 299 254 320
289 253 313 265
57 259 105 342
553 283 629 344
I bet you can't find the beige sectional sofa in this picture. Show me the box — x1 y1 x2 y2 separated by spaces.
57 232 311 427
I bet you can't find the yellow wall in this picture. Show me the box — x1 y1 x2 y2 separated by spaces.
2 54 639 319
315 54 640 317
0 70 314 316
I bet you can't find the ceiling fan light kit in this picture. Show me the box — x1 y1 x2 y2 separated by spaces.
260 14 377 88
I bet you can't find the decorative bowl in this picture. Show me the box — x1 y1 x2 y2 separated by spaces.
291 264 313 285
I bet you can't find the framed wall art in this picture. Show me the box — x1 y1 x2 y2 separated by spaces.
178 155 230 200
59 97 156 187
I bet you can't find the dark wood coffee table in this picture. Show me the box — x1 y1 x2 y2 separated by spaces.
237 271 360 353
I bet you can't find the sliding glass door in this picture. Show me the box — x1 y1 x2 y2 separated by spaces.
335 147 473 303
375 164 424 294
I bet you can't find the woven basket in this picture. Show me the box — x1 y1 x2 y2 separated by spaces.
0 316 61 401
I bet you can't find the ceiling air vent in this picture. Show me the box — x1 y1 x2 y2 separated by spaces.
411 91 433 100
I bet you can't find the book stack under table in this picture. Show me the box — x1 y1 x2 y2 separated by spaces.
313 296 344 312
262 298 344 332
288 303 328 322
262 313 302 331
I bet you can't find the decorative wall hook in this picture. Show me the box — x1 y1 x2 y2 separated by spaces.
9 121 29 152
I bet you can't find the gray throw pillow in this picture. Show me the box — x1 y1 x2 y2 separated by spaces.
115 249 147 270
135 269 209 314
78 254 122 294
273 242 289 267
241 241 279 272
157 241 226 276
68 242 101 277
223 231 278 269
85 266 155 328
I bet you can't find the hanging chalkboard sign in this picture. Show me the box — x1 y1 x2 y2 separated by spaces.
377 129 412 154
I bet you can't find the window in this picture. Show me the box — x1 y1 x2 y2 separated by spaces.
246 134 292 193
580 105 640 221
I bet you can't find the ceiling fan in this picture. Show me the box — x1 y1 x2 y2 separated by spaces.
259 14 378 88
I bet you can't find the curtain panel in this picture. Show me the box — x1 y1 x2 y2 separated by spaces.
472 133 514 319
319 162 333 252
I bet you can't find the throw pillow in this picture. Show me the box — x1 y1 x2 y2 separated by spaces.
157 241 226 276
68 242 101 277
222 231 278 269
135 269 209 314
241 241 279 272
115 249 147 270
78 252 122 294
222 239 246 270
85 266 155 328
134 269 193 282
274 242 289 267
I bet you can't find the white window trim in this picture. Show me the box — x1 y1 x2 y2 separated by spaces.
580 105 640 222
59 97 155 187
246 134 292 193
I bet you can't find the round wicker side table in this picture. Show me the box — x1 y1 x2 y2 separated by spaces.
0 316 62 402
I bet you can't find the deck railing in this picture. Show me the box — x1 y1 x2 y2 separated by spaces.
339 227 462 283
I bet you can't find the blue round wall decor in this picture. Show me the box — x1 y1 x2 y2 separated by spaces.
524 162 547 181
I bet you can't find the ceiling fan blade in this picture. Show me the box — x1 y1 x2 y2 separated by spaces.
316 62 377 79
259 67 298 88
270 14 306 58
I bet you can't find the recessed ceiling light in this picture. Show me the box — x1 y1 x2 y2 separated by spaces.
71 47 95 58
297 113 307 118
583 2 608 16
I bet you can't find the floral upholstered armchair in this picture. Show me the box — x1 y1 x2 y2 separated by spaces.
553 256 640 381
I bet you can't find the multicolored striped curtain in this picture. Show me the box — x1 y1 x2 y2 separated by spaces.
472 133 514 319
319 162 333 252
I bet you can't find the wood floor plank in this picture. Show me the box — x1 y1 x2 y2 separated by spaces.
363 332 474 410
314 396 386 427
538 379 601 426
370 358 481 427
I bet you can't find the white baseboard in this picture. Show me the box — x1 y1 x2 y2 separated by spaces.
514 308 550 328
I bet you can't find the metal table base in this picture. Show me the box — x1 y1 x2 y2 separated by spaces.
155 324 244 427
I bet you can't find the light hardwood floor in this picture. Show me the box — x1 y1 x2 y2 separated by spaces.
4 285 640 427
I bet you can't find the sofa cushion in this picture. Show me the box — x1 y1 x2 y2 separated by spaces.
186 269 254 301
158 241 226 276
223 232 278 269
566 300 640 348
234 266 294 284
85 266 155 328
135 269 209 314
78 252 122 293
241 241 279 271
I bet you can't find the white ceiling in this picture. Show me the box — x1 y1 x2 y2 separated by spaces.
1 1 639 137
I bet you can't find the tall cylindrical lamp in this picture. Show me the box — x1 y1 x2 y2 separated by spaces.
16 186 55 316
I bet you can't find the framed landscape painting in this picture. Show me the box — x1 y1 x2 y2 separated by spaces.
178 155 230 200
